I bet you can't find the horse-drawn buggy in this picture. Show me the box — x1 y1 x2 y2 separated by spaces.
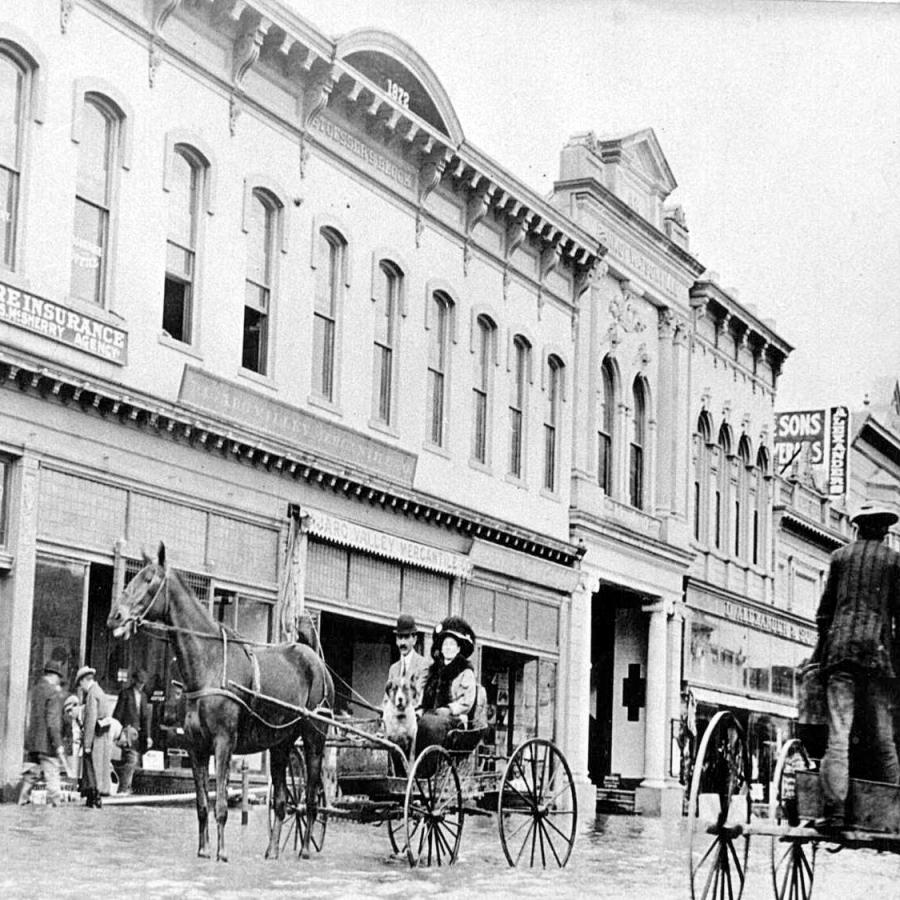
108 544 577 869
686 710 900 900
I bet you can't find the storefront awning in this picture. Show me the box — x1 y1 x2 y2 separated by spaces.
691 685 798 720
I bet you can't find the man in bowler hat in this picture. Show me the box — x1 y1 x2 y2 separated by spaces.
815 502 900 830
384 614 429 714
17 662 66 806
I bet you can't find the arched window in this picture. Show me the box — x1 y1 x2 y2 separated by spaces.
543 355 564 492
598 356 616 494
753 447 770 567
71 95 120 305
508 335 530 478
735 435 752 559
629 377 647 509
0 50 25 268
427 292 451 447
313 227 345 401
243 190 276 375
372 260 401 425
163 146 204 344
694 411 713 540
714 423 733 550
472 315 496 464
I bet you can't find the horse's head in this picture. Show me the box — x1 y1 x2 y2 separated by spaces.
107 543 169 639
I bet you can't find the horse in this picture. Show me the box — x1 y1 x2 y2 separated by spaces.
107 543 333 863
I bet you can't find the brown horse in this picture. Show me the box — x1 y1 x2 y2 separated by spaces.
107 544 333 862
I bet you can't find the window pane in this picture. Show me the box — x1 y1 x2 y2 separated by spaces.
244 279 268 313
0 57 22 166
242 305 267 374
71 198 106 304
313 313 334 399
373 345 392 423
429 297 446 370
315 234 337 315
375 265 395 347
163 276 190 343
166 241 193 280
168 152 197 250
0 166 17 267
598 433 611 491
428 369 444 445
237 597 271 644
473 389 487 462
246 194 271 288
509 408 522 476
0 458 8 544
544 423 556 491
76 102 111 204
630 444 643 508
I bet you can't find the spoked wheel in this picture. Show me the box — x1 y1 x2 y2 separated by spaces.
386 812 404 854
687 710 752 900
498 738 577 867
404 745 464 867
770 739 817 900
267 745 327 856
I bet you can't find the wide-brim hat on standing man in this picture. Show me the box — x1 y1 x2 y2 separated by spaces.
393 613 418 636
43 661 63 677
74 665 96 684
851 502 899 528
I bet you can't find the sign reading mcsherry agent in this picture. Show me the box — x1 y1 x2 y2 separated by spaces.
0 280 127 364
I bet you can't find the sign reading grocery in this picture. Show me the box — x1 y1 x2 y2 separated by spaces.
0 280 127 364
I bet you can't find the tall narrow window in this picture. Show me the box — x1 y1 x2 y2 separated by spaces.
313 229 343 401
508 336 529 478
752 510 760 566
242 191 272 375
543 355 563 492
472 316 494 464
693 480 701 539
694 412 713 542
163 148 199 344
0 54 24 268
735 436 752 559
72 98 115 305
0 456 9 546
629 378 646 509
372 261 399 424
715 489 722 548
427 293 450 446
715 424 732 552
598 357 615 493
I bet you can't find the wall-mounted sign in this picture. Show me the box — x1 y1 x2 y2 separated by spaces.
774 407 850 495
385 78 410 108
0 280 127 364
179 366 418 487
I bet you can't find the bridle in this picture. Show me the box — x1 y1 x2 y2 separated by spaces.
126 567 170 632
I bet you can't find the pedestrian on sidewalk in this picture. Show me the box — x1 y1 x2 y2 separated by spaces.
113 669 153 795
17 662 66 807
76 665 112 808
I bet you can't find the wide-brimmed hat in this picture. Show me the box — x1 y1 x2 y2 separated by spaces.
851 502 899 527
393 613 418 636
433 616 476 659
43 661 63 677
74 665 96 684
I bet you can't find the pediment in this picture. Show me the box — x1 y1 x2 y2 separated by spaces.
596 128 677 198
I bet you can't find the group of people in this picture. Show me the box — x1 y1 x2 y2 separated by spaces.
383 612 486 757
813 502 900 831
18 665 157 808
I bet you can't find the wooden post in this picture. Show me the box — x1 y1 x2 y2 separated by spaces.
240 757 249 826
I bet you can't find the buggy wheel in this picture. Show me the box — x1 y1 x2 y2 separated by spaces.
404 745 463 867
770 739 817 900
498 738 577 868
268 746 327 855
386 813 404 855
687 710 752 900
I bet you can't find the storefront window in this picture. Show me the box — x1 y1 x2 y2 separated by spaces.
30 558 86 690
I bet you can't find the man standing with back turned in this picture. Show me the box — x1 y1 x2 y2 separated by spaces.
815 502 900 830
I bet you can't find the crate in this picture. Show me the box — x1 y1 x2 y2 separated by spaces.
796 770 900 833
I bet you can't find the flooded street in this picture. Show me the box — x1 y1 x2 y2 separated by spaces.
2 802 900 899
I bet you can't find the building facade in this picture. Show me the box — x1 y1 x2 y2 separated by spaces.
0 0 598 796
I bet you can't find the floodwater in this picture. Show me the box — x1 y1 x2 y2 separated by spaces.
1 800 899 899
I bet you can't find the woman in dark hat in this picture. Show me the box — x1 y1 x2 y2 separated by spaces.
416 616 478 755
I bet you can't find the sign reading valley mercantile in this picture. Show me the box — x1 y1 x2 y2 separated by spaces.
0 280 127 364
179 366 417 487
721 600 817 646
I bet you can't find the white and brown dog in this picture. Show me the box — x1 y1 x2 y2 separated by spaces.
382 673 420 763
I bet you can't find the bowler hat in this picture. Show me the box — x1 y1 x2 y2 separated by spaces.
43 661 63 677
433 616 476 659
393 613 418 636
851 502 898 527
74 665 96 684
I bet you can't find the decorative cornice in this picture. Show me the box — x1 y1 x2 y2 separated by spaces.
0 351 582 568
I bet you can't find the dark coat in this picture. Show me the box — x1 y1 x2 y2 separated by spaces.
113 685 153 754
421 655 476 719
25 676 63 756
816 538 900 677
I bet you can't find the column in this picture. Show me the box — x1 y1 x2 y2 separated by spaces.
1 453 40 792
669 319 692 544
655 309 675 517
641 600 669 788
